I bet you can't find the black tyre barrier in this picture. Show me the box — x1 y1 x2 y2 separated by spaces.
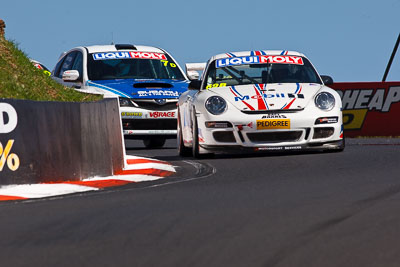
0 98 124 185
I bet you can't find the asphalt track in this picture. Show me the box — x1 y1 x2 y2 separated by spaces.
0 138 400 267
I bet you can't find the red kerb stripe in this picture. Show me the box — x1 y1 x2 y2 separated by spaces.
0 195 27 201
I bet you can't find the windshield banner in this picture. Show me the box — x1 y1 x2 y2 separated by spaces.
93 52 167 61
216 55 304 68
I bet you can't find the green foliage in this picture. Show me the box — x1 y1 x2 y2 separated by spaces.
0 38 102 102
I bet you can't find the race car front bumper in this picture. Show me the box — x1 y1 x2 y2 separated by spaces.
195 109 344 153
120 106 178 138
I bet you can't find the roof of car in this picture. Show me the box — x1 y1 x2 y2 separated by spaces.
85 44 165 54
211 50 305 61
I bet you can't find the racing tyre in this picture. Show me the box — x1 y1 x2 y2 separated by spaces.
338 137 345 152
178 111 191 157
192 116 201 158
143 137 166 148
326 137 345 153
191 110 213 159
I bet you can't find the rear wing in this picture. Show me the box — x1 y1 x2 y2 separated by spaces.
185 62 207 80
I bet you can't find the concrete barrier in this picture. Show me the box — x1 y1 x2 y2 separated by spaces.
0 98 124 185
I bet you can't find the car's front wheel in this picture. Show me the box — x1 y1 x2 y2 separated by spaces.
192 115 201 158
177 111 191 157
143 137 166 148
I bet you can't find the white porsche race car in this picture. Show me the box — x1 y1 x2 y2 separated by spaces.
178 50 344 157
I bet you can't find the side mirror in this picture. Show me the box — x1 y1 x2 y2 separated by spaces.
188 80 202 90
321 75 334 85
187 70 200 81
62 70 80 82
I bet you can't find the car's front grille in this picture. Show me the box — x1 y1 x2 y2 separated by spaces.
122 119 177 130
247 131 302 143
313 127 334 139
133 100 177 111
213 131 236 143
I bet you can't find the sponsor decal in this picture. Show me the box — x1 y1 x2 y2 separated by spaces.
93 52 167 60
262 114 287 119
315 116 339 125
234 93 304 102
256 119 290 130
206 83 227 89
149 111 176 118
121 112 142 118
236 122 254 130
256 146 302 151
216 55 303 68
0 103 20 171
160 60 177 68
137 90 179 97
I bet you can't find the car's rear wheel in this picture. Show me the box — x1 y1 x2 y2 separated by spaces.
143 137 166 148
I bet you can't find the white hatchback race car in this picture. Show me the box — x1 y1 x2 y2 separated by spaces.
51 44 189 148
178 50 344 157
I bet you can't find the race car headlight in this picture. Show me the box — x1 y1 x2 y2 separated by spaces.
119 97 133 107
205 96 227 115
315 92 335 111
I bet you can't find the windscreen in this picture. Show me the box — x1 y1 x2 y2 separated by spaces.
204 55 322 89
87 51 185 80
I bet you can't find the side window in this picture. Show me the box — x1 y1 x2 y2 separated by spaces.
53 56 65 78
71 52 83 82
57 51 77 78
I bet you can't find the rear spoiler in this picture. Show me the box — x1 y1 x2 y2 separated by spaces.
186 62 207 71
185 63 207 80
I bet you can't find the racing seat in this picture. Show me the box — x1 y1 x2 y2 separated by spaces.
269 67 288 83
90 61 116 80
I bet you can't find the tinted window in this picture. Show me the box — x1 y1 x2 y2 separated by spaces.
71 52 83 81
53 56 65 77
57 51 78 78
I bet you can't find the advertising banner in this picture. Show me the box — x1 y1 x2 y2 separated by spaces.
0 99 124 185
330 82 400 137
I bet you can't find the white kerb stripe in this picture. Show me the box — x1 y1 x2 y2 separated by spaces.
0 184 98 199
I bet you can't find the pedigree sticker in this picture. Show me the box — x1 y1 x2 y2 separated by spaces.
256 119 290 130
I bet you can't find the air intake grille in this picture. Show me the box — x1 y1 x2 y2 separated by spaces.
213 131 236 143
122 119 176 130
247 131 302 143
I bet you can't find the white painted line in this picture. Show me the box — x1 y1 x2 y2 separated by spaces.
83 174 165 182
123 162 175 172
125 155 166 162
0 183 98 198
